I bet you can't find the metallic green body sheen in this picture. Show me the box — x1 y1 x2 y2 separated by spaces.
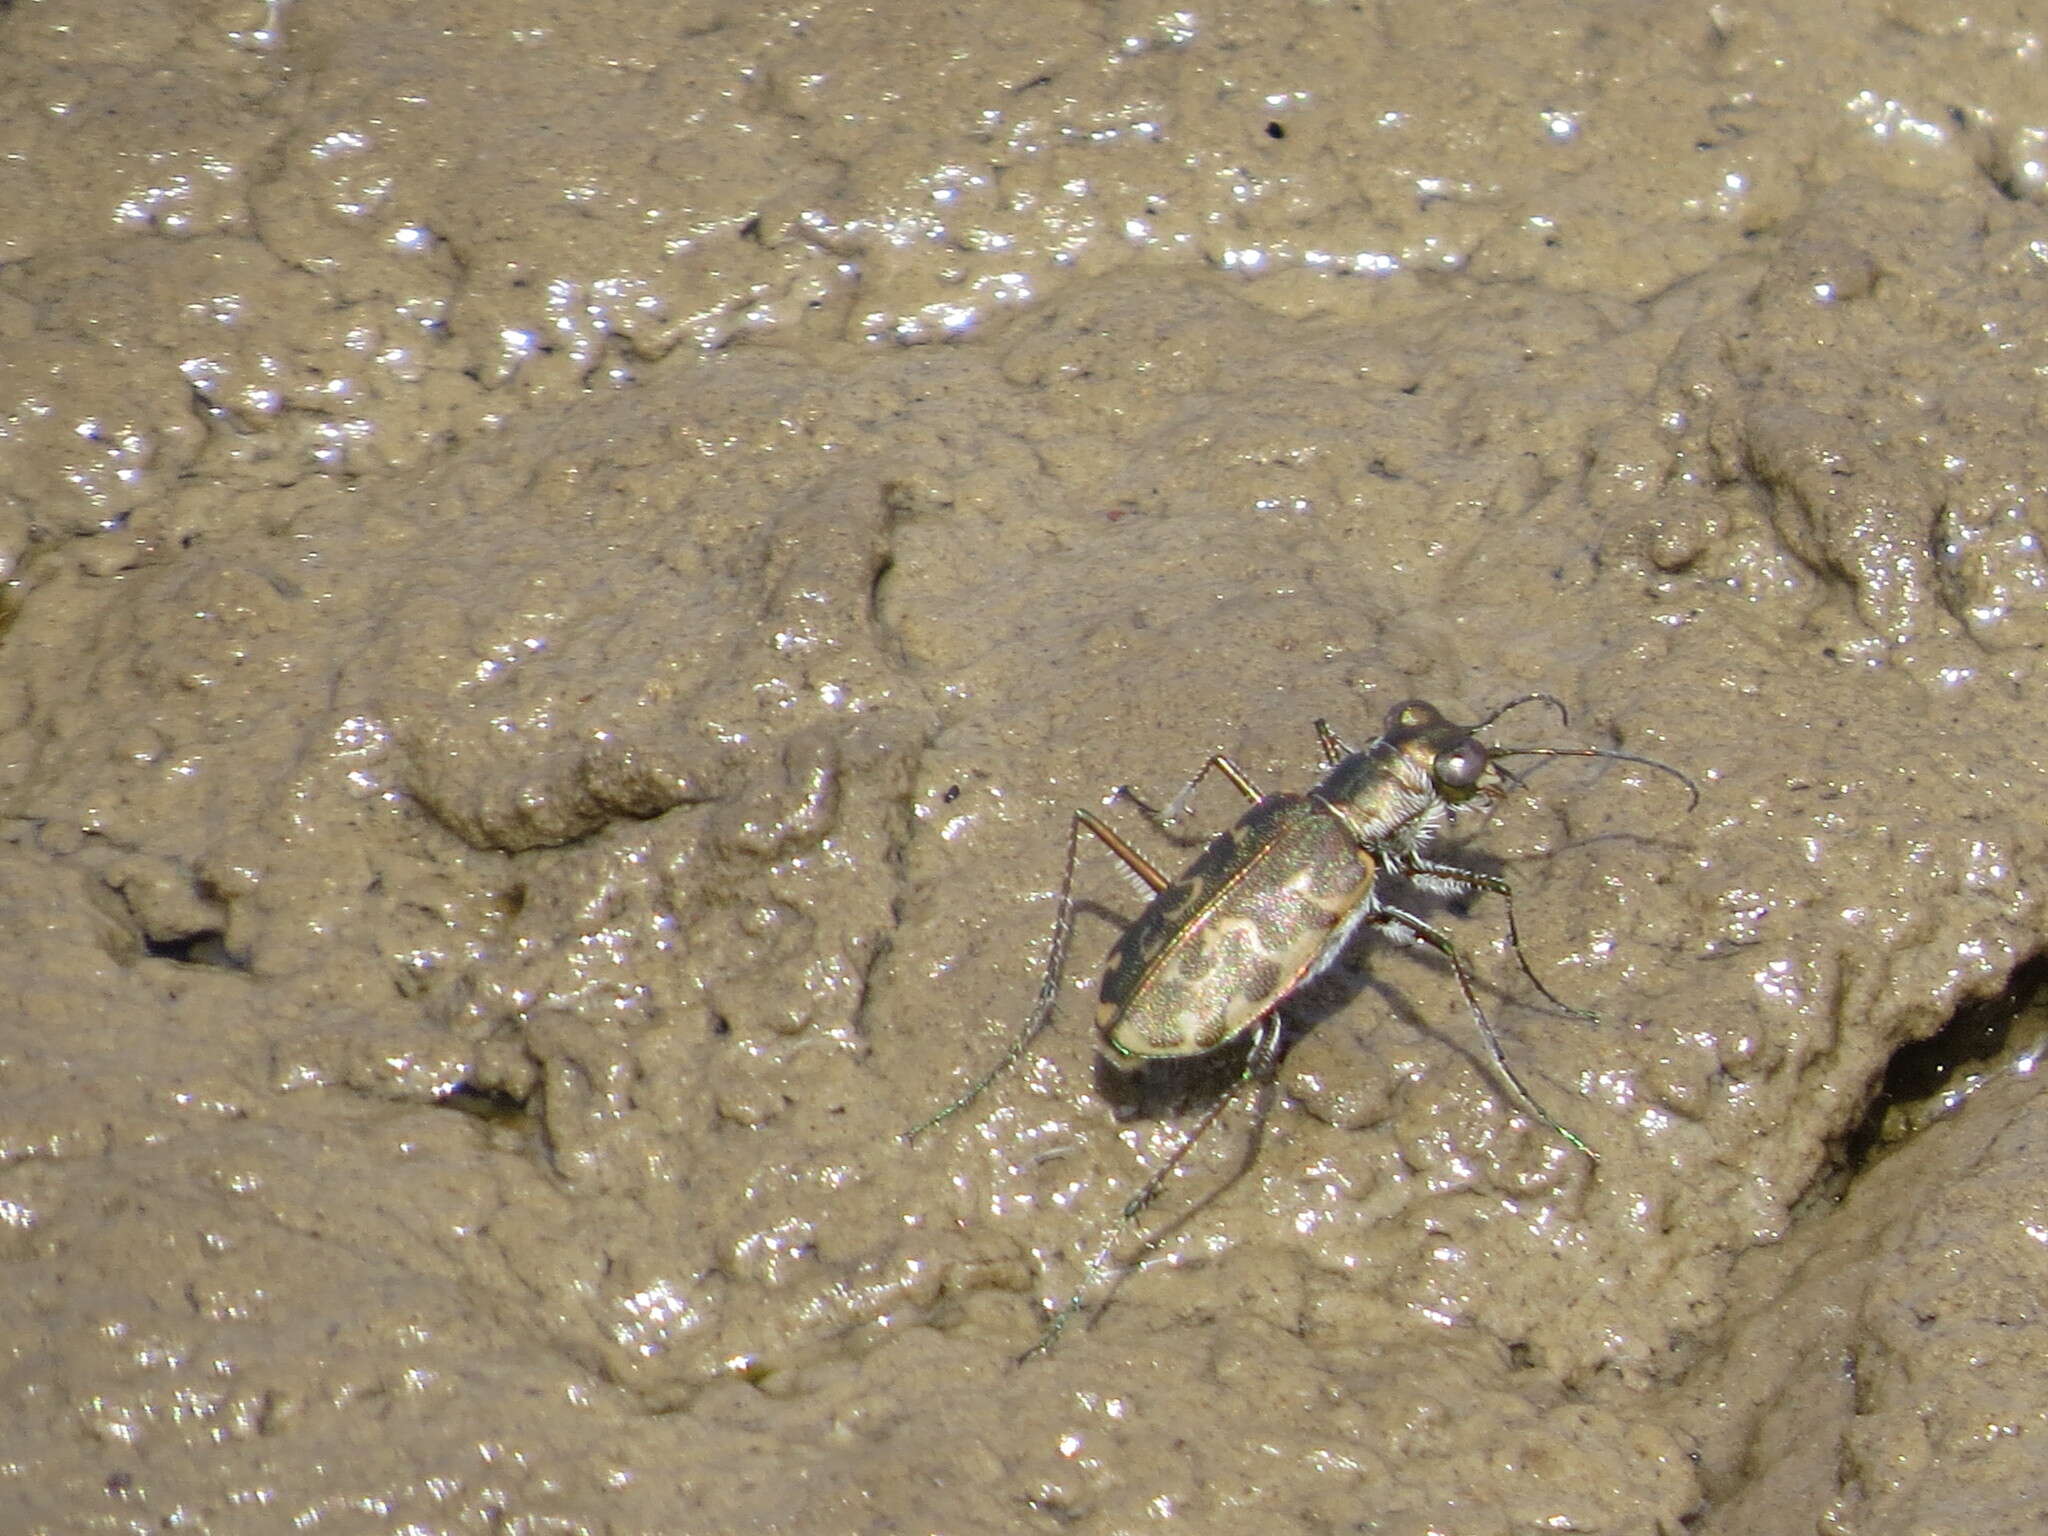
1096 700 1478 1065
1098 794 1371 1060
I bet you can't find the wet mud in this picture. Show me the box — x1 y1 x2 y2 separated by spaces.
4 2 2048 1531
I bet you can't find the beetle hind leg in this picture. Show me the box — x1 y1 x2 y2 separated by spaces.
1110 752 1264 832
1117 1008 1285 1224
1023 1009 1287 1360
903 808 1181 1141
903 813 1090 1140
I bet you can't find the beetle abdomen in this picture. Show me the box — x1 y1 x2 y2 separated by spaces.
1099 795 1372 1062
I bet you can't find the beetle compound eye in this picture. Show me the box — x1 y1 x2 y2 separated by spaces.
1435 740 1488 791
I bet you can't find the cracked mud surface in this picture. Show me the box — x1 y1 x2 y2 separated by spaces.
5 3 2048 1531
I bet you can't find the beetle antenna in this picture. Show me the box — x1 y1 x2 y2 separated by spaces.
1472 693 1570 732
1489 745 1700 811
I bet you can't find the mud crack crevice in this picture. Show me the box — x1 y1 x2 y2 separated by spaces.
1842 951 2048 1172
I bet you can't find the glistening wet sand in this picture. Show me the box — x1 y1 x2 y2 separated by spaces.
4 3 2047 1531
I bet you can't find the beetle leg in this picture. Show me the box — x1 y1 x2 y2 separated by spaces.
1025 1009 1287 1360
1114 752 1263 830
1075 807 1171 896
1371 903 1594 1160
903 812 1087 1138
1395 854 1601 1025
905 807 1186 1140
1312 717 1352 765
1116 1007 1285 1224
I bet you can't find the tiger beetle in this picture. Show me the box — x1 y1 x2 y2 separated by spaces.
906 695 1698 1355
